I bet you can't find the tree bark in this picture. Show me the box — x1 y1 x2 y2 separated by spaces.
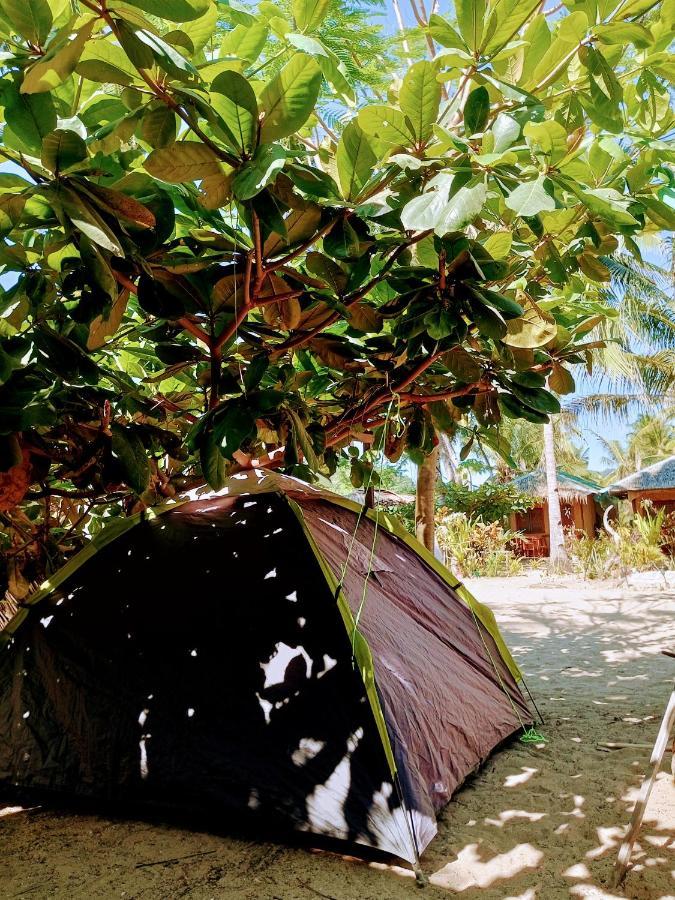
543 421 567 565
415 444 439 551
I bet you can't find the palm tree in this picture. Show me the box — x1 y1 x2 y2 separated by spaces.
597 413 675 480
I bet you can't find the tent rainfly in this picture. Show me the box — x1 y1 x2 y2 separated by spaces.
0 471 531 870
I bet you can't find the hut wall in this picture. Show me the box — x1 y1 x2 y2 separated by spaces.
628 489 675 515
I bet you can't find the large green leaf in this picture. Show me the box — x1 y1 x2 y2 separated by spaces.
122 0 209 22
523 120 568 164
505 176 556 217
232 144 286 200
399 61 441 144
41 129 87 174
464 86 490 135
210 70 258 154
57 185 125 256
145 142 222 183
428 14 467 50
21 19 96 94
259 53 321 143
357 105 413 147
401 175 486 234
455 0 485 50
336 121 386 201
111 423 151 495
4 88 56 154
0 0 52 44
292 0 330 31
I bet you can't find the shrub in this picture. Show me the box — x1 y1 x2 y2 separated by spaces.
439 482 534 524
566 508 674 578
435 513 522 578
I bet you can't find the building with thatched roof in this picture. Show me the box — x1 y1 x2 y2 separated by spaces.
606 455 675 516
507 470 603 558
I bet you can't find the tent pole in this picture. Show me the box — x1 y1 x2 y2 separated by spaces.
522 678 546 725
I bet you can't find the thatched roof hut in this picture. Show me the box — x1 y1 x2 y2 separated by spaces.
348 488 415 507
507 469 602 557
606 455 675 515
510 469 602 501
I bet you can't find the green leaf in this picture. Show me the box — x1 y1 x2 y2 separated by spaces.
357 105 413 147
483 231 512 259
523 120 568 164
259 53 322 143
145 142 222 183
232 144 286 201
41 129 87 174
0 0 52 44
399 61 441 144
317 50 355 105
135 29 197 77
220 22 269 62
594 21 653 48
211 70 258 153
484 0 535 56
21 18 96 94
571 187 639 227
213 403 256 459
181 1 219 53
287 408 319 469
336 119 385 202
640 196 675 230
401 175 486 235
455 0 484 50
140 106 177 148
291 0 331 31
110 423 151 495
505 176 555 217
58 185 125 256
491 113 519 152
4 88 56 154
122 0 209 22
77 39 138 85
464 86 490 135
428 14 467 50
199 424 228 489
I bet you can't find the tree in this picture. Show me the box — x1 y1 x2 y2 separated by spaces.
0 0 673 591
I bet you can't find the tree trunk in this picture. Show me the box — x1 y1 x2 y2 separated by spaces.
415 444 439 551
543 421 567 565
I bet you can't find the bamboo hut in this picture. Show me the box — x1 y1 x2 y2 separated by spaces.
508 470 602 558
606 455 675 516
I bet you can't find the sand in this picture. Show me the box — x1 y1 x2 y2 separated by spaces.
1 575 674 899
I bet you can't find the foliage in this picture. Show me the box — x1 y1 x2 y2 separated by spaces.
439 480 533 523
0 0 673 590
565 508 673 578
435 512 522 578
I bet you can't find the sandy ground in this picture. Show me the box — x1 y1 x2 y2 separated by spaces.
1 575 674 900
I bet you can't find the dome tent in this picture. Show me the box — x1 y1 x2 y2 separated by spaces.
0 471 531 870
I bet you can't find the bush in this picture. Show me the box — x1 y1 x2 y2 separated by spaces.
566 508 674 578
435 512 523 578
439 482 534 524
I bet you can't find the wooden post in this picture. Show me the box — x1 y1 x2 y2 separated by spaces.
613 682 675 887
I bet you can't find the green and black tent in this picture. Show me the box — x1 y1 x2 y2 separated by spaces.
0 471 531 868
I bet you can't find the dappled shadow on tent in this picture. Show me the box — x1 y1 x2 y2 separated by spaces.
0 493 412 860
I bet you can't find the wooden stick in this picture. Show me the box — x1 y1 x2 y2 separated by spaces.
613 686 675 887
